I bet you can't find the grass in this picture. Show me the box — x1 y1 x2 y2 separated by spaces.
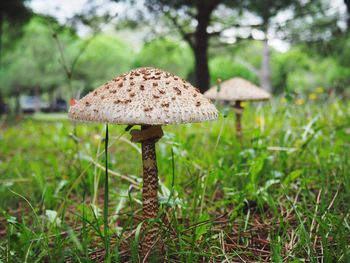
0 97 349 262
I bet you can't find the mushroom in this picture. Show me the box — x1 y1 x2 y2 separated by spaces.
68 67 218 259
205 77 270 142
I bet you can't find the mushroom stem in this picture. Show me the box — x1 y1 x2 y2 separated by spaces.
234 100 243 143
140 125 160 258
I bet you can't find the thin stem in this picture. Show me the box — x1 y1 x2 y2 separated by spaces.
104 124 110 262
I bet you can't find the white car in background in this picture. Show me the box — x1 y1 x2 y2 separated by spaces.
19 95 50 113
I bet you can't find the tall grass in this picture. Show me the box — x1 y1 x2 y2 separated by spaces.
0 98 349 262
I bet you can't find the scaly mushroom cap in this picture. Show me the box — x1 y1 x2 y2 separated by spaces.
205 77 271 102
69 67 218 125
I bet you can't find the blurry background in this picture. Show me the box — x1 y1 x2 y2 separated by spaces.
0 0 349 114
1 2 350 261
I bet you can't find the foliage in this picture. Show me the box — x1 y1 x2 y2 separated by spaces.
271 47 350 94
132 37 193 79
74 34 135 92
1 16 76 96
209 56 258 84
0 0 32 64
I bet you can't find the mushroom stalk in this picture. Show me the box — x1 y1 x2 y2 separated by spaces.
141 126 159 219
234 100 243 143
140 125 161 258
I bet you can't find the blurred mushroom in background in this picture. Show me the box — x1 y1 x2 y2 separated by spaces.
205 77 270 142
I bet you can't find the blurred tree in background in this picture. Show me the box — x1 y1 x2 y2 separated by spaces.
0 0 31 66
0 0 350 115
132 37 193 79
0 0 31 113
74 34 134 93
241 0 298 92
1 16 76 112
115 0 242 92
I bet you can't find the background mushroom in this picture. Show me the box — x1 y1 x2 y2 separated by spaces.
68 67 218 259
204 77 270 142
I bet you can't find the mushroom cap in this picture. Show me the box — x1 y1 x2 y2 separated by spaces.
204 77 271 102
69 67 218 125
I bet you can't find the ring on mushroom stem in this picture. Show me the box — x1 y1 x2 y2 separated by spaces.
68 67 218 260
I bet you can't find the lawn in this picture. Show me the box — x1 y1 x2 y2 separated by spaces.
0 97 349 262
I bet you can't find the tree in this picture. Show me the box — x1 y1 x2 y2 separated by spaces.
1 16 76 112
112 0 241 93
241 0 298 92
0 0 31 66
279 0 350 95
74 34 135 92
132 37 193 79
344 0 350 29
0 0 31 114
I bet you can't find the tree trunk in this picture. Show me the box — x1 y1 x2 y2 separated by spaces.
260 38 271 93
0 12 3 68
345 0 350 30
14 92 20 115
0 91 5 114
193 3 211 93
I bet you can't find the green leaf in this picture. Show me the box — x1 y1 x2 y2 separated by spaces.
283 169 303 187
195 213 211 241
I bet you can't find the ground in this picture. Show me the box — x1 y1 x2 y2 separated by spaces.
0 98 349 262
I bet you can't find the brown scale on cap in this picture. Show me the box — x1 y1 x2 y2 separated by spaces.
173 87 182 95
161 102 170 108
69 67 218 125
144 106 153 112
